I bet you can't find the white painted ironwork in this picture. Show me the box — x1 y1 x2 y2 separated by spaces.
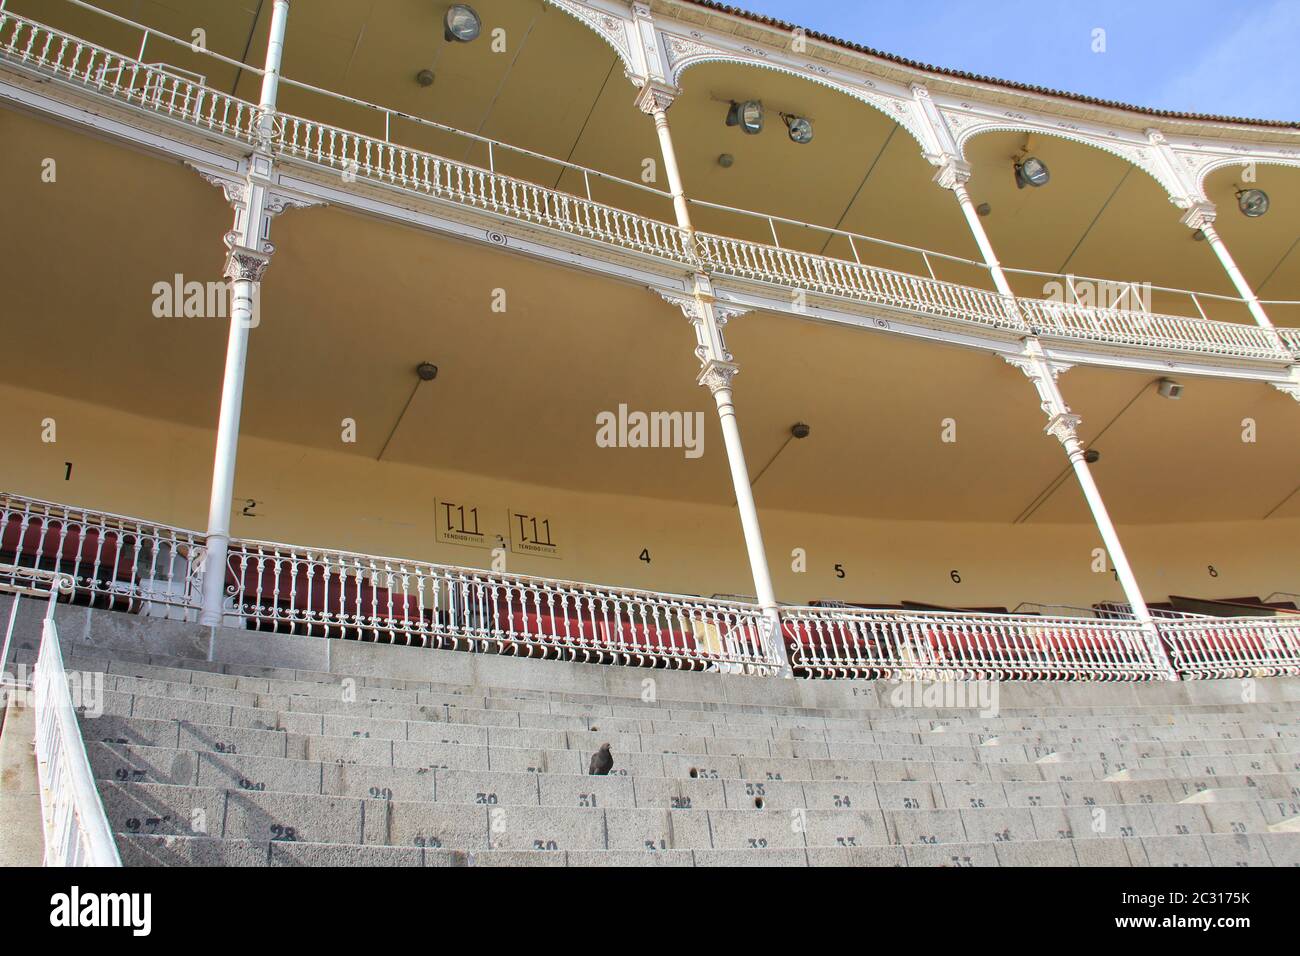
781 605 1163 681
1016 296 1286 361
0 9 260 143
25 572 123 866
1159 616 1300 680
275 112 693 261
221 539 781 673
0 494 203 618
694 231 1024 331
3 493 1300 681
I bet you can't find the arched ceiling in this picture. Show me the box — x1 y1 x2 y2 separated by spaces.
2 107 1298 530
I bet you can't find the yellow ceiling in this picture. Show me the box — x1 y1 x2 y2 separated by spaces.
2 106 1297 529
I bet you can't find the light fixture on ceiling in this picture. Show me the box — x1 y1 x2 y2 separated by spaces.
1157 377 1183 400
781 113 813 144
717 153 734 168
415 69 435 87
444 4 481 42
976 202 992 217
791 422 811 439
1083 448 1100 464
726 100 764 135
417 362 439 381
1192 228 1206 241
1236 187 1269 218
1014 155 1050 189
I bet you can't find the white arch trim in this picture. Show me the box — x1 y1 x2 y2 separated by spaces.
662 34 928 151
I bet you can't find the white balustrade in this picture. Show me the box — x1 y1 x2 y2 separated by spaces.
3 493 1299 681
781 605 1163 682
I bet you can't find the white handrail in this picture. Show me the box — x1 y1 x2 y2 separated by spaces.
30 572 122 867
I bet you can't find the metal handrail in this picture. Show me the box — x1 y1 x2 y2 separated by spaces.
28 571 122 866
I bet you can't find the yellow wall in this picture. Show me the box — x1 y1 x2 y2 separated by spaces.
1 381 1296 611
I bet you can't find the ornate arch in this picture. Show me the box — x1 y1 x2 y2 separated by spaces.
1189 154 1300 196
661 33 928 151
541 0 639 83
946 115 1183 201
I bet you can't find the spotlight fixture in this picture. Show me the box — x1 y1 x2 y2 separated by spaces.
725 100 763 135
416 362 439 381
791 422 811 439
1014 156 1050 189
976 202 992 217
1083 448 1100 464
781 113 813 144
1236 187 1269 218
717 153 734 168
1156 377 1183 400
443 4 481 43
415 69 435 87
1192 229 1206 242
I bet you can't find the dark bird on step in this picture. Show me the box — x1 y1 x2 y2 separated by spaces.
588 742 613 775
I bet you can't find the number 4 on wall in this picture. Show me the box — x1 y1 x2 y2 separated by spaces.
639 549 651 564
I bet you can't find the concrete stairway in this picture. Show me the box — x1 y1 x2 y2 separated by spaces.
5 595 1299 866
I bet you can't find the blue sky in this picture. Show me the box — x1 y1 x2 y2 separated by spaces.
736 0 1300 121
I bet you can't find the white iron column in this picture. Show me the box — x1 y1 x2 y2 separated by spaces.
1182 202 1275 331
637 84 789 674
1005 345 1176 678
637 84 692 235
198 0 290 627
933 158 1018 299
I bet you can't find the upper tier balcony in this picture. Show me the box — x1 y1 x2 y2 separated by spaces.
1 5 1298 370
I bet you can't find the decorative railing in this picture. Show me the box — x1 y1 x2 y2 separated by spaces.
0 9 260 144
1159 616 1300 680
694 232 1023 332
5 493 1300 682
1016 298 1287 362
274 113 694 263
781 605 1163 681
19 572 122 866
222 538 780 673
2 8 1299 367
0 494 203 617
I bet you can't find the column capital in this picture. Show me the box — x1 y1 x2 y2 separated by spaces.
929 155 972 191
223 239 273 283
635 82 679 115
1044 411 1083 445
1180 200 1217 232
697 359 739 394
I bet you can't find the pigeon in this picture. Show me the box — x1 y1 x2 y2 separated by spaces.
588 743 613 775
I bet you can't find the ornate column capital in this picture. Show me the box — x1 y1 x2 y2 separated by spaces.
635 82 678 115
1180 200 1217 232
929 155 972 191
223 240 273 283
697 359 739 394
1044 411 1083 445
